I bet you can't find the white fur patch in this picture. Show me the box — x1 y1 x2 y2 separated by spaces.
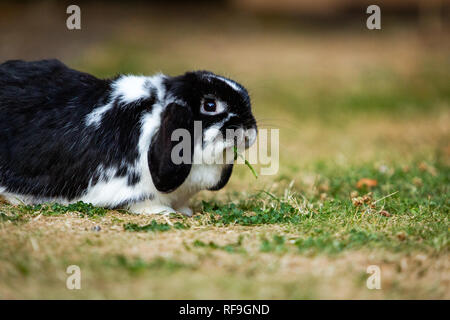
145 74 167 102
112 75 151 104
85 102 113 127
245 127 257 147
80 106 165 208
203 113 235 144
210 75 242 93
85 74 166 128
79 74 167 208
186 164 223 189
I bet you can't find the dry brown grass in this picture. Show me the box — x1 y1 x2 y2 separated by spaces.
0 211 448 299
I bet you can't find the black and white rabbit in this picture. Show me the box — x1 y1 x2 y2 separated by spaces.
0 59 257 215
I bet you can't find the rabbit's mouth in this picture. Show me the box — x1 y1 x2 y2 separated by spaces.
215 125 257 151
194 124 257 165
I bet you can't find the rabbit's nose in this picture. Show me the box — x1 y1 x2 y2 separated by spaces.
244 127 257 148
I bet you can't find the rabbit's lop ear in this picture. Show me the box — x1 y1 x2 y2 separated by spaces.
149 103 194 193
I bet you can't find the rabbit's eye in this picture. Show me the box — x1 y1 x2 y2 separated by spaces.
201 97 226 115
201 98 217 113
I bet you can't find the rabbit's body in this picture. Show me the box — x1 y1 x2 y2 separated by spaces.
0 59 256 215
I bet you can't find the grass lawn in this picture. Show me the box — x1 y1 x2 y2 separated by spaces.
0 3 448 299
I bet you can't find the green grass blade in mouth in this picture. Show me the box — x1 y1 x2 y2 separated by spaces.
234 146 258 179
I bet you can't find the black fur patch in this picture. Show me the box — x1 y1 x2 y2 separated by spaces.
0 59 151 201
149 102 194 193
164 71 255 131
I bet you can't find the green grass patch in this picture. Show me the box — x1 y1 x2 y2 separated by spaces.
203 159 449 254
260 235 287 253
192 235 246 254
124 220 190 232
109 255 192 274
0 211 22 223
20 201 107 218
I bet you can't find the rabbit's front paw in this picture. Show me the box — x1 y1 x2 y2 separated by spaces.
176 206 193 217
129 204 176 215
